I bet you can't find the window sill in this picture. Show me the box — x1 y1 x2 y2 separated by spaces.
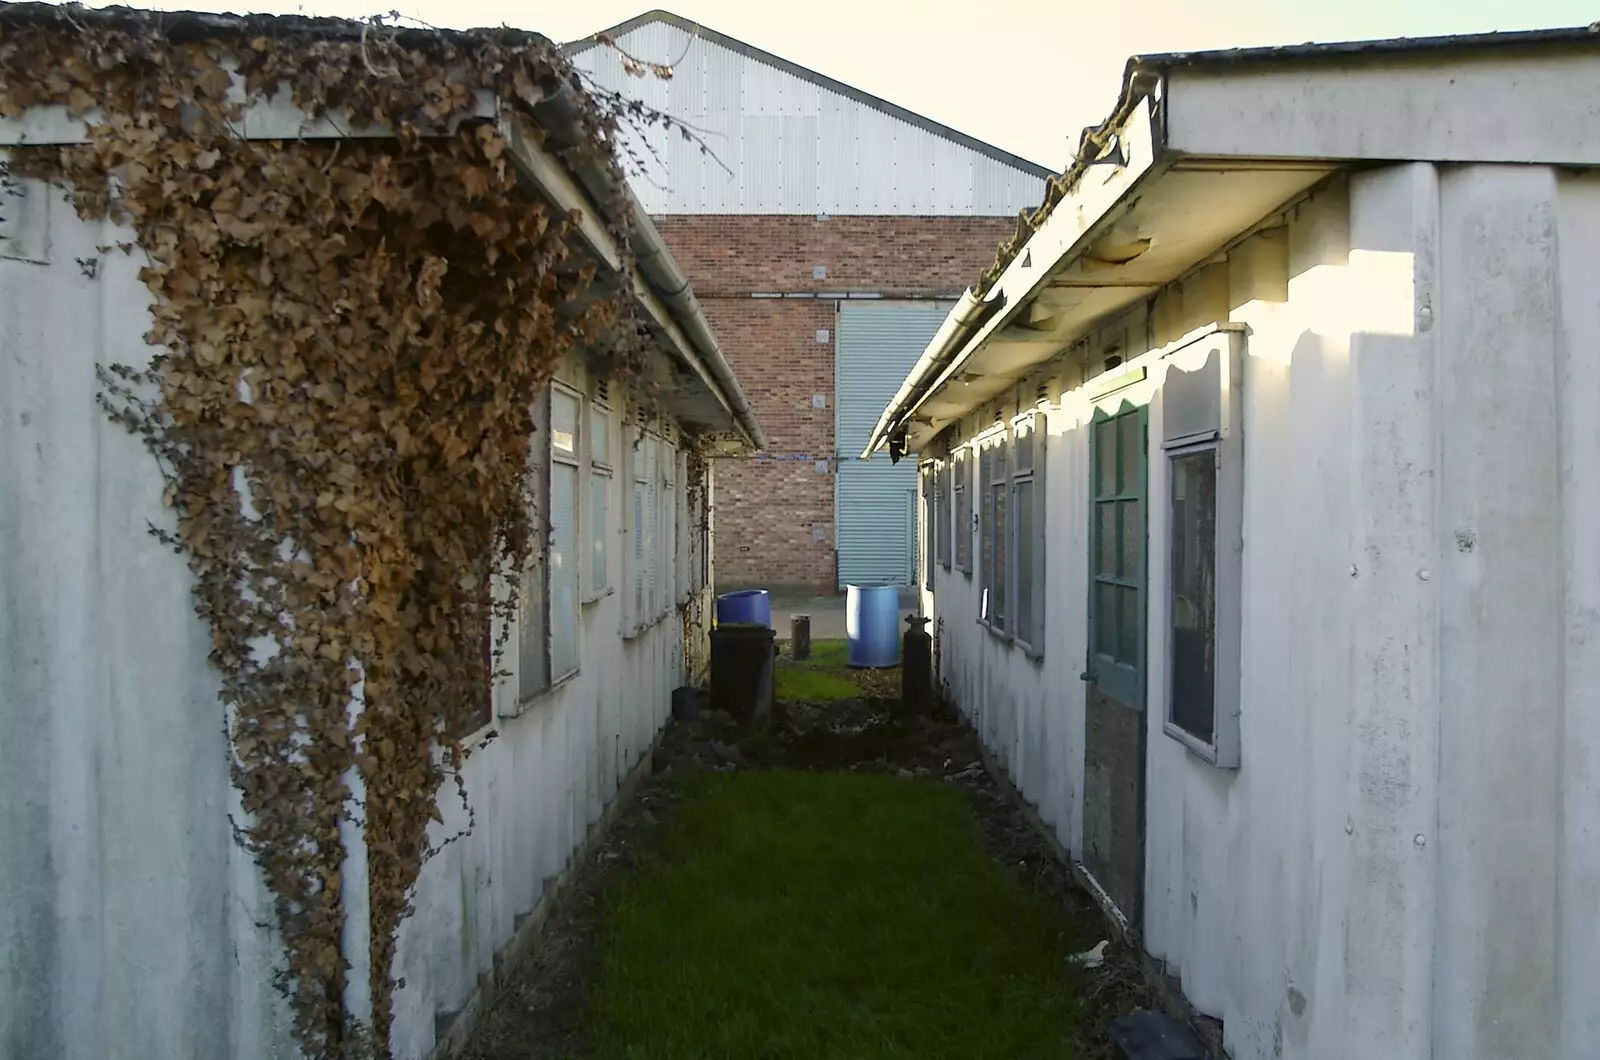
501 668 580 719
978 618 1013 644
582 587 614 607
1014 638 1045 664
1162 720 1230 767
623 610 672 641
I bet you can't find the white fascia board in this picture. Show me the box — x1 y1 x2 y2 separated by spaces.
1164 49 1600 164
909 95 1167 423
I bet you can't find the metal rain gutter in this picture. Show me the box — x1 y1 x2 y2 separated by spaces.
527 86 765 451
859 286 1006 459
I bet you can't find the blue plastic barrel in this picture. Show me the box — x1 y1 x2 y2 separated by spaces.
846 584 900 668
715 589 771 628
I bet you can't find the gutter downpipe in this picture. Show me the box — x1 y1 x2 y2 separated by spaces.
531 88 765 451
859 286 1005 460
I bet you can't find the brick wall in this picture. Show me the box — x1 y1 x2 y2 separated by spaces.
661 214 1015 591
654 214 1015 296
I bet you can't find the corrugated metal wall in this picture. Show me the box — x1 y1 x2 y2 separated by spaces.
570 20 1047 216
835 301 953 587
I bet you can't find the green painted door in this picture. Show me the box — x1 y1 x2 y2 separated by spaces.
1081 402 1148 928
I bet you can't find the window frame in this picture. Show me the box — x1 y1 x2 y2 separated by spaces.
1010 409 1047 659
1159 329 1244 768
656 431 675 618
513 391 553 711
920 461 937 590
978 424 1010 637
547 381 582 687
954 446 973 575
936 457 952 570
584 388 613 604
625 425 676 638
626 427 649 637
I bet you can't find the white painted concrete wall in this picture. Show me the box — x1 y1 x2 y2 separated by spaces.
926 163 1600 1060
1 177 706 1060
1 179 295 1060
388 373 691 1057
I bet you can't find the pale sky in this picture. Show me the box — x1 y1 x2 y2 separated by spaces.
93 0 1600 166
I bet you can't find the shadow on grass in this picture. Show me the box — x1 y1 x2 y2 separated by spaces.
585 770 1084 1060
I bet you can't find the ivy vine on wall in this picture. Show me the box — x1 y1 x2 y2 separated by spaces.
0 6 707 1057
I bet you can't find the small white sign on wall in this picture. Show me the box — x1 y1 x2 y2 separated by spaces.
811 394 827 409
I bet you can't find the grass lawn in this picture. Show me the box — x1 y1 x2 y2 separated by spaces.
773 666 861 701
773 638 871 701
585 770 1084 1059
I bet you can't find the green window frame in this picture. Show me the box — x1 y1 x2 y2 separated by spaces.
1088 403 1147 706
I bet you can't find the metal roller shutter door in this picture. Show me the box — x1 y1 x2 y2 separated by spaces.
834 300 953 588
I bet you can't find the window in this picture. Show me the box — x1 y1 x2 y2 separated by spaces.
629 429 676 633
1161 331 1243 767
549 386 581 683
1169 449 1215 743
936 458 952 569
980 429 1009 632
955 446 972 574
675 450 696 604
586 395 612 601
656 434 675 615
1089 405 1145 704
518 394 551 702
631 431 652 629
1012 411 1046 654
920 463 936 589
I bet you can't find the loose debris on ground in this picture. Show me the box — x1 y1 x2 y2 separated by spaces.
463 645 1196 1060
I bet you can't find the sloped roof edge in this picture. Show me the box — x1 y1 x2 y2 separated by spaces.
974 21 1600 297
567 9 1052 178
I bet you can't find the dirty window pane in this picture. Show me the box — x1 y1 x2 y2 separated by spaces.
590 404 611 468
1095 582 1116 657
551 389 579 458
1118 585 1140 663
550 462 579 681
633 479 646 617
518 551 547 699
955 455 972 572
937 461 952 568
1014 417 1034 474
1097 503 1116 575
1170 449 1217 744
1118 500 1141 579
1095 419 1116 495
1015 478 1034 644
972 480 985 598
991 477 1008 630
1118 410 1141 493
589 470 608 591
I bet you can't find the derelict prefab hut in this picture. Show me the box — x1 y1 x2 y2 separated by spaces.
0 6 759 1059
869 28 1600 1060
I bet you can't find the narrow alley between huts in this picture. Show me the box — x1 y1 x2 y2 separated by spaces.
460 639 1168 1060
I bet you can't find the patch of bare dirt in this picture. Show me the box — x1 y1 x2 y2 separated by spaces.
459 693 1201 1060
